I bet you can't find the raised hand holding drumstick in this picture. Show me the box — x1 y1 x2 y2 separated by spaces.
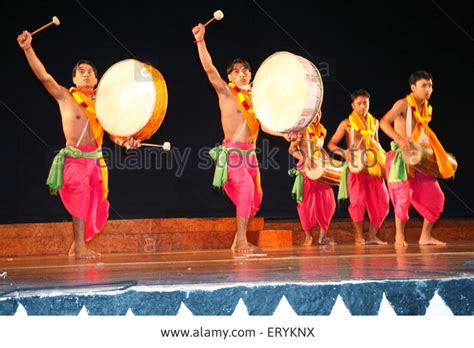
17 16 60 49
193 10 223 43
17 31 33 50
192 23 205 43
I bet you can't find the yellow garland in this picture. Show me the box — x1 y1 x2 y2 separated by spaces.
307 122 327 142
406 94 454 179
348 111 385 177
305 122 327 158
69 87 95 114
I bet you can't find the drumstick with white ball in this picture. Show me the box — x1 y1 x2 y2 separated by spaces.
141 142 172 151
30 16 60 36
204 10 224 26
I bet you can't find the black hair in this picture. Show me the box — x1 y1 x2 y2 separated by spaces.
351 89 370 102
226 58 251 75
409 70 433 86
72 60 98 79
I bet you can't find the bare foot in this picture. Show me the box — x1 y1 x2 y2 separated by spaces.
366 236 388 245
395 239 408 247
419 237 446 246
303 234 313 246
355 237 365 245
395 232 408 247
231 240 261 254
74 244 101 260
318 237 336 245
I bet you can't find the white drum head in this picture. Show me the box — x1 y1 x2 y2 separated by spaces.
252 52 323 133
96 59 157 137
305 158 324 180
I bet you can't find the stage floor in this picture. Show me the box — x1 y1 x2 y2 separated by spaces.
1 242 473 288
1 242 473 315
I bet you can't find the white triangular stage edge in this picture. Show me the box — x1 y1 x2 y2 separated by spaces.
273 295 298 317
425 290 454 316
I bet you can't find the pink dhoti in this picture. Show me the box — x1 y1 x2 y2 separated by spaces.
347 172 389 228
385 150 444 223
58 144 109 241
222 140 263 218
297 175 336 231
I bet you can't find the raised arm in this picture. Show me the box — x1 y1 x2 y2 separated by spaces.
380 99 409 149
192 24 229 95
17 31 67 102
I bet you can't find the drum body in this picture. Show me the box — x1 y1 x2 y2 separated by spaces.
403 141 457 178
304 154 343 186
348 146 386 177
96 59 168 140
252 52 323 132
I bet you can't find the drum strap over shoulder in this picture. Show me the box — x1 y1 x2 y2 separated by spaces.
76 119 90 147
233 121 248 144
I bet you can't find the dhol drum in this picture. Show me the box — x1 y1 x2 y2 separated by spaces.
347 144 386 177
304 151 344 186
251 52 324 133
95 59 168 140
402 140 457 178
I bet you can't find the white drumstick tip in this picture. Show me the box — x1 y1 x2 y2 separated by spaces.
214 10 224 21
163 142 171 151
52 16 60 26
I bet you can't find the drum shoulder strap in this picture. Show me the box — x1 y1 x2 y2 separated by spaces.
233 121 248 144
350 127 364 149
76 119 90 147
406 103 413 138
